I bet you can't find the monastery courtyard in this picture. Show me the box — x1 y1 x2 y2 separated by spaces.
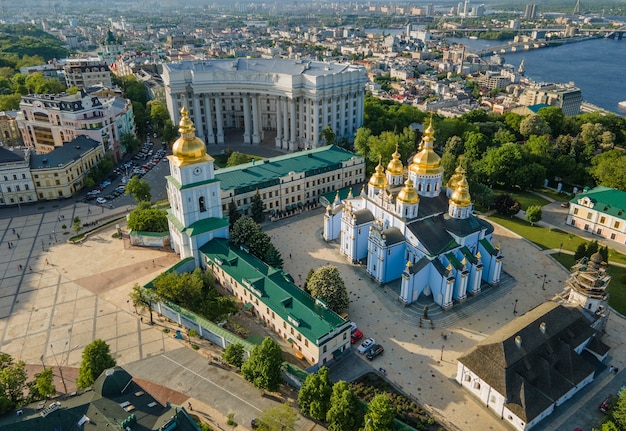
0 205 625 431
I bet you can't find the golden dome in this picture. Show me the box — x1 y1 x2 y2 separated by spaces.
368 158 388 190
408 116 443 176
450 177 472 207
447 164 466 190
396 179 419 204
386 144 403 176
171 106 212 166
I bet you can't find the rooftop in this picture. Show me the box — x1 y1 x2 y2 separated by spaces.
572 186 626 219
30 137 101 169
165 58 360 77
200 238 348 346
214 145 363 194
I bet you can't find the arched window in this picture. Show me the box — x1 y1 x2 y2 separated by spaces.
199 196 206 212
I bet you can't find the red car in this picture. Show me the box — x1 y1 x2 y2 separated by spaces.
599 395 616 414
350 329 364 344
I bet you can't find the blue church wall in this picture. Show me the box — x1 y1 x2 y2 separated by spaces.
355 224 371 261
381 243 406 283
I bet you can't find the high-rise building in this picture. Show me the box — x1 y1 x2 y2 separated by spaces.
520 83 582 116
524 3 537 19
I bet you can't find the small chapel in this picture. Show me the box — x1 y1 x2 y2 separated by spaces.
323 119 504 310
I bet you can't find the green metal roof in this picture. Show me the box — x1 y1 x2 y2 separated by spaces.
214 145 364 194
319 184 363 207
166 175 220 190
570 186 626 219
167 209 229 237
480 238 497 256
200 238 347 346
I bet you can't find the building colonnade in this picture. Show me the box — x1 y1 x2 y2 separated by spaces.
171 90 365 151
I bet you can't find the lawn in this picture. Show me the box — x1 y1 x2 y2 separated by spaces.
489 214 626 266
488 214 588 251
536 188 573 203
551 253 626 315
493 189 550 210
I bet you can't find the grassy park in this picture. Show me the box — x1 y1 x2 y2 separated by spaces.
488 213 626 315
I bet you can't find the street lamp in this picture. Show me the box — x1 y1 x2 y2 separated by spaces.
541 274 547 291
513 299 518 315
559 242 563 256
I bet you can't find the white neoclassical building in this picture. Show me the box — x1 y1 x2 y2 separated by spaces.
162 58 366 151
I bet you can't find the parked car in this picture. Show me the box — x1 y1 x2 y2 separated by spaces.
560 202 570 208
96 197 107 205
366 344 384 360
351 329 364 344
358 338 375 354
350 322 358 333
599 395 616 414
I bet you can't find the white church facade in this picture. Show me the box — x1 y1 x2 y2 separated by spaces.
165 106 229 266
323 120 503 310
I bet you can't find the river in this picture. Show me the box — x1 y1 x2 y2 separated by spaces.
448 36 626 114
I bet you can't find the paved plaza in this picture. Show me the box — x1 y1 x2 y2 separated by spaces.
1 200 625 431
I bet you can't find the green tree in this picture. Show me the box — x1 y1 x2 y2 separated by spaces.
226 151 251 167
298 367 333 421
519 114 551 138
326 381 363 431
0 353 27 409
574 243 588 261
537 106 564 136
147 100 170 132
222 343 245 369
524 135 552 159
492 127 517 146
29 368 56 400
132 101 148 138
241 338 283 392
152 269 204 311
589 150 626 191
228 199 242 227
363 394 395 431
129 283 158 324
525 205 542 226
162 119 178 143
0 93 21 110
264 244 284 269
231 216 261 246
475 143 524 188
250 190 265 223
127 205 168 232
77 339 116 388
321 125 336 146
256 403 299 431
493 194 521 217
611 389 626 429
600 420 620 431
249 231 273 261
72 216 82 233
121 132 140 154
125 176 152 203
307 265 349 313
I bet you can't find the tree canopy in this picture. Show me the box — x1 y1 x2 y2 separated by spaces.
127 203 168 232
306 265 349 313
326 381 363 431
241 337 283 392
364 394 395 431
256 403 299 431
298 367 333 421
77 339 116 388
226 151 251 167
125 177 152 203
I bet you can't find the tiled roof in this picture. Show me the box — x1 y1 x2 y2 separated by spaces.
407 214 459 256
200 238 348 346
